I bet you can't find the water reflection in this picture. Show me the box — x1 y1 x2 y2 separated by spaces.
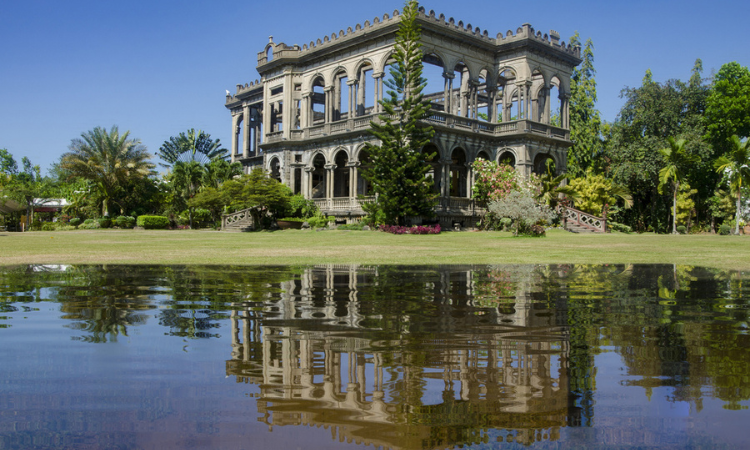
1 264 749 449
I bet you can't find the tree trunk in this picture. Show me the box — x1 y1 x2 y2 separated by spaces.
736 190 742 235
672 182 678 234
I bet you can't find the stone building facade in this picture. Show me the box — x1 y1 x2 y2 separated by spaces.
225 7 581 225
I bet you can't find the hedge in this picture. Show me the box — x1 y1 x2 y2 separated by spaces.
136 215 170 230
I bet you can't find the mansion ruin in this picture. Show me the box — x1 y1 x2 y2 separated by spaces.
225 7 581 225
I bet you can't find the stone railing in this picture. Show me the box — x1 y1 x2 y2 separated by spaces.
264 111 569 144
313 196 375 213
560 206 606 232
222 208 255 230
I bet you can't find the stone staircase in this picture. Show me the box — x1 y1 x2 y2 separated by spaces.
222 208 256 232
560 206 606 233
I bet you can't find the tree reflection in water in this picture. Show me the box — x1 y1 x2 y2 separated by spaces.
1 263 748 448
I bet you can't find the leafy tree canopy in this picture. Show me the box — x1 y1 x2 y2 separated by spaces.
705 62 750 152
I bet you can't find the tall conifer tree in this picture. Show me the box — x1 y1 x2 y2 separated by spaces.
568 33 602 177
361 0 436 226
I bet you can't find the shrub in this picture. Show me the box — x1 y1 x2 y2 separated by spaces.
288 194 319 218
524 224 546 237
676 225 687 235
488 191 554 236
115 216 136 229
307 213 335 229
98 217 112 229
608 221 632 233
719 224 732 235
379 224 441 234
69 218 82 228
41 222 56 231
337 222 367 231
79 219 100 230
137 215 170 230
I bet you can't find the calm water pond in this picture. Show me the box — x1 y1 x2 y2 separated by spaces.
1 264 749 450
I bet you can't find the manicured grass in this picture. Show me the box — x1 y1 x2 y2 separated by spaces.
1 228 749 270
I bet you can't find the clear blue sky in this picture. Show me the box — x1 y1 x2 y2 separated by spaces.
2 0 747 175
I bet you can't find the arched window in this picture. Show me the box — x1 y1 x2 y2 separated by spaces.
498 151 516 168
269 157 281 182
450 148 468 197
311 154 327 198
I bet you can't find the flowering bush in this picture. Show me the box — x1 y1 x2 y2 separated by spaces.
471 159 520 203
379 224 441 234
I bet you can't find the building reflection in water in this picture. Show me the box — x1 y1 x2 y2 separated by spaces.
226 265 580 449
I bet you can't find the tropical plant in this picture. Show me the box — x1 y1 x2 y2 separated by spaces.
658 137 700 234
202 159 242 189
170 160 204 228
361 0 436 225
714 135 750 235
568 170 632 217
537 160 578 209
157 129 227 168
60 126 154 217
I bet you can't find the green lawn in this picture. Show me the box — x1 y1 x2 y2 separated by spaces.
1 229 748 270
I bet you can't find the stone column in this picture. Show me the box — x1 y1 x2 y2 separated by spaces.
231 113 240 163
356 76 365 116
325 164 335 199
325 86 334 123
305 167 314 199
242 105 251 158
347 79 356 118
443 72 454 114
561 93 571 129
348 162 358 199
544 85 551 124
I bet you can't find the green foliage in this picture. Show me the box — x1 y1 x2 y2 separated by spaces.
658 137 701 233
568 33 603 177
568 171 632 216
60 126 155 217
488 190 554 236
136 215 170 230
608 221 632 233
714 135 750 235
676 182 698 226
69 218 82 228
115 216 136 229
188 187 226 227
98 217 112 229
0 148 18 175
79 219 100 230
306 212 335 229
288 194 318 218
169 160 204 228
719 224 732 235
605 62 711 233
202 158 242 189
157 128 228 168
337 222 367 231
676 225 687 234
705 62 750 154
361 0 436 225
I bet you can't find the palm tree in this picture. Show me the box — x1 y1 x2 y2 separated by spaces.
537 161 579 209
658 137 700 234
61 126 154 217
202 159 243 189
171 160 204 228
715 135 750 235
157 129 227 168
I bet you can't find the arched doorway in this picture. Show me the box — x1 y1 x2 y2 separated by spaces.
333 150 350 197
450 148 468 198
498 150 516 168
311 154 327 198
